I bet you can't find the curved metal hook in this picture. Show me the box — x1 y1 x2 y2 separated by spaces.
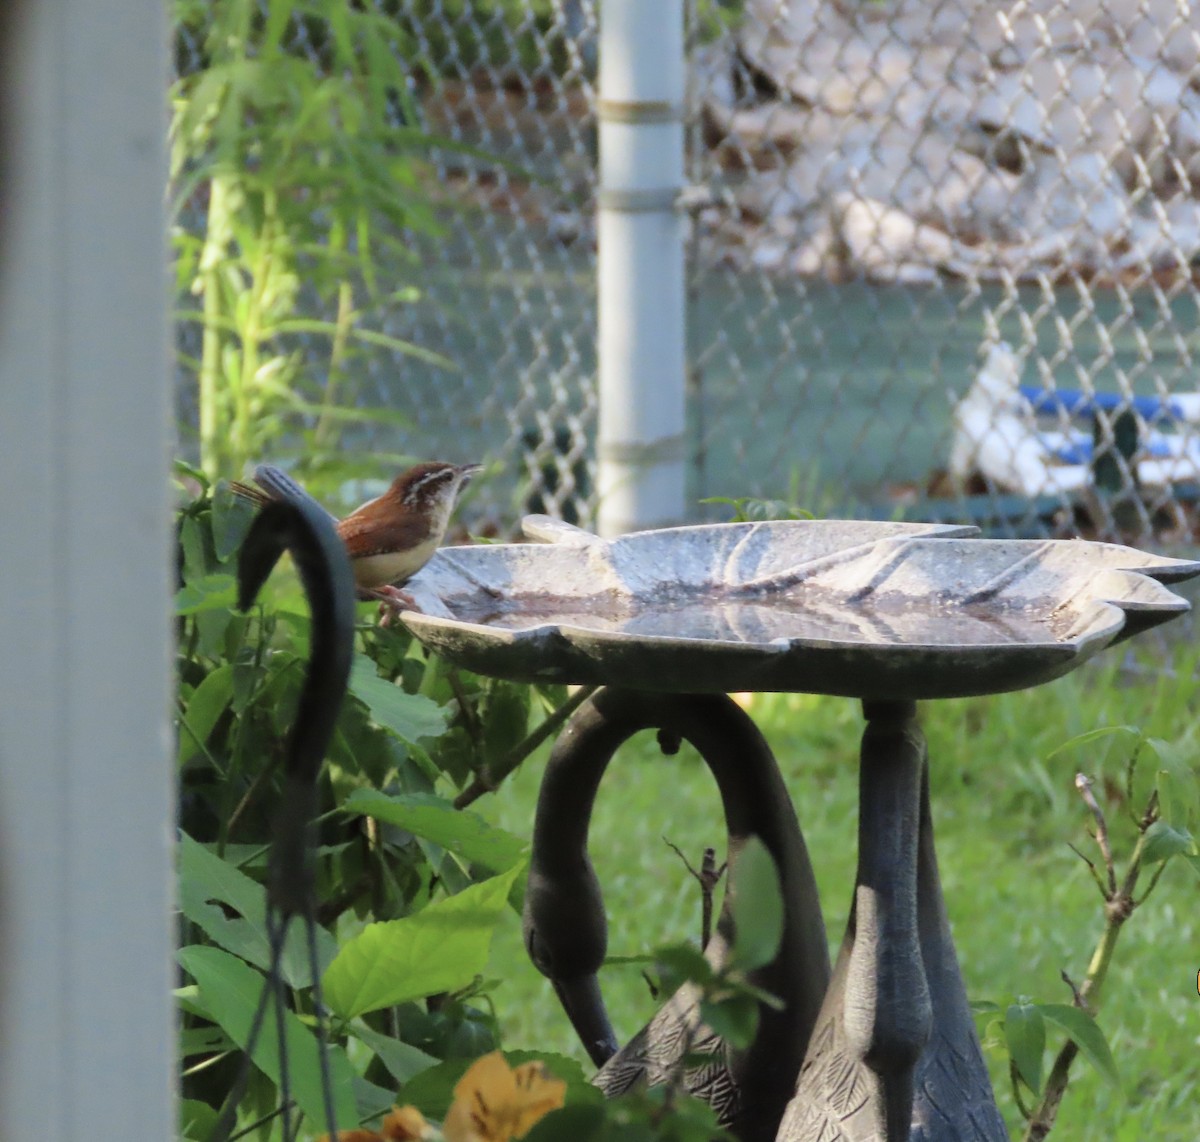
208 490 357 1142
522 687 831 1142
237 491 356 918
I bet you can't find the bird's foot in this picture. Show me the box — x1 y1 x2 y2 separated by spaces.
358 585 418 628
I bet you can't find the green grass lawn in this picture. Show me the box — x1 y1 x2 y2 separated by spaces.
474 646 1200 1141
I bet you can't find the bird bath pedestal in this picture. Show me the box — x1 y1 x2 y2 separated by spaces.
401 516 1200 1142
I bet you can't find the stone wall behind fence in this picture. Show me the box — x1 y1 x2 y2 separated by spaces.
699 0 1200 284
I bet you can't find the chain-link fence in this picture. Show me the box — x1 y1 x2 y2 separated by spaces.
687 0 1200 549
176 0 1200 548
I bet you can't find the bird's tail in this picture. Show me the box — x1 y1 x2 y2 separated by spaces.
253 464 312 504
228 479 271 508
228 465 323 514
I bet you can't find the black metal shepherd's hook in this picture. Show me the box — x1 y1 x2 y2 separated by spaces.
208 489 357 1142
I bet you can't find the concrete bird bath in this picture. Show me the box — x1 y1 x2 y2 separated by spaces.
400 516 1200 1142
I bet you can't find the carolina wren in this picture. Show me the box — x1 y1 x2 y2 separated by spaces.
230 461 481 617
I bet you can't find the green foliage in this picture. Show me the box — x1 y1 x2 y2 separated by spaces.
175 482 578 1137
698 496 814 523
478 651 1200 1140
324 864 524 1019
727 835 784 973
524 1087 730 1142
171 0 453 485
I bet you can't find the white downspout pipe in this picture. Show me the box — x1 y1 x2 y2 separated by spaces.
0 0 174 1136
596 0 686 537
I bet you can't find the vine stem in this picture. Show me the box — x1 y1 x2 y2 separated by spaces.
198 174 231 478
454 686 597 809
1021 774 1151 1141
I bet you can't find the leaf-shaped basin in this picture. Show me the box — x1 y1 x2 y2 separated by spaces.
400 517 1200 699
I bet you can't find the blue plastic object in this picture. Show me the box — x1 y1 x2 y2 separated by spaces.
1019 385 1185 421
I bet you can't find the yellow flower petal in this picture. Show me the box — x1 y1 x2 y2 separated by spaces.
443 1052 566 1142
510 1062 566 1139
318 1104 431 1142
381 1105 433 1141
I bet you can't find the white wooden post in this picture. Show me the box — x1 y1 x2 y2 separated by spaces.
0 0 174 1136
595 0 687 536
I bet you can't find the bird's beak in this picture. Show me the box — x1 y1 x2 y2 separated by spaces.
458 462 484 484
551 974 619 1068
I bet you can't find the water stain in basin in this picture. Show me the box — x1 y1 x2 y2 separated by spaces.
448 587 1073 647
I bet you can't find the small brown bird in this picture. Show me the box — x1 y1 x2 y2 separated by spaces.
230 461 481 615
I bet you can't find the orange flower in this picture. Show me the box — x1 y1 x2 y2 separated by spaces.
442 1052 566 1142
320 1105 432 1142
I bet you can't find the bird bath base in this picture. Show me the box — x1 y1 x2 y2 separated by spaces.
400 518 1200 1142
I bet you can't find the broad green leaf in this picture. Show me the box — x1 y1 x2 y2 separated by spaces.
1145 737 1199 828
482 682 533 769
323 862 524 1019
1005 1001 1046 1094
701 991 760 1050
730 836 784 972
211 481 258 561
343 789 527 873
176 572 238 615
399 1050 597 1119
177 834 337 989
1141 820 1195 865
348 1021 438 1085
179 513 213 583
180 1098 219 1142
1039 1004 1120 1088
349 657 449 744
179 1025 229 1058
178 665 233 766
653 943 716 996
177 944 358 1130
521 1104 606 1142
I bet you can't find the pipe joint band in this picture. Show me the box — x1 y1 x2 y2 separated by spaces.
596 98 683 124
597 187 682 212
599 434 687 466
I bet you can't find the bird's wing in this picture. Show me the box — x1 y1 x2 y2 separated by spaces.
337 509 429 560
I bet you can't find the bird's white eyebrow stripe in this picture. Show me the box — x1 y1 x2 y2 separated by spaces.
402 467 456 502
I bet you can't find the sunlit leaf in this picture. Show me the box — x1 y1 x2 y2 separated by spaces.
323 863 523 1019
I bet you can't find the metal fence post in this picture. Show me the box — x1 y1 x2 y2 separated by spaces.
596 0 686 536
0 0 174 1135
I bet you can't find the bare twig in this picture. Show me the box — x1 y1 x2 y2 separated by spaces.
1023 765 1157 1141
1066 842 1107 897
1074 773 1116 895
664 839 726 948
1059 969 1086 1011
